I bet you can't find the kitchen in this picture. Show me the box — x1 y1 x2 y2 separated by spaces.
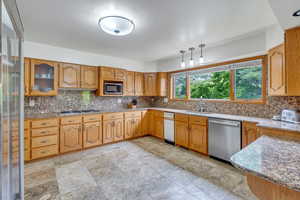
1 0 300 200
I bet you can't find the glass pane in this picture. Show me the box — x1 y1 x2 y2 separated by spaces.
190 71 230 99
235 66 262 99
173 73 187 99
33 63 54 92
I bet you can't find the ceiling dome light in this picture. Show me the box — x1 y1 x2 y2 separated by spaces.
98 16 135 36
293 10 300 17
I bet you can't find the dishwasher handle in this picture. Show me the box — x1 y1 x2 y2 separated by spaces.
209 120 240 127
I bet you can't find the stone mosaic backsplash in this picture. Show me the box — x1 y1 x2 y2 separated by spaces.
153 96 300 118
24 90 154 115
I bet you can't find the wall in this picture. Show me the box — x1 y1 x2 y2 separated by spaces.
265 24 284 50
24 41 157 72
24 91 153 115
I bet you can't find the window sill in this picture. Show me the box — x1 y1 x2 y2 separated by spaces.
168 98 266 104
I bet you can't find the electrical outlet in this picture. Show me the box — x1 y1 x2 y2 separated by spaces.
117 98 122 104
163 98 168 103
29 99 35 107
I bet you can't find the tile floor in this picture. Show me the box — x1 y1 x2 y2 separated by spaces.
25 136 258 200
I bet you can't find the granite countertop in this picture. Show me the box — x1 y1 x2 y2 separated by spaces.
230 136 300 192
25 107 300 132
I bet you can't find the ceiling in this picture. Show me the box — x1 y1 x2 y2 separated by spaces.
17 0 277 62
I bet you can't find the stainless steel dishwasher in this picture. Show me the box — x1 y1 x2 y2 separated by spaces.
208 118 241 162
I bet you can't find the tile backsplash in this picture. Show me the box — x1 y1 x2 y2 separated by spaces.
153 96 300 118
25 90 154 115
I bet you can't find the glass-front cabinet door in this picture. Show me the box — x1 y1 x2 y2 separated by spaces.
30 59 58 96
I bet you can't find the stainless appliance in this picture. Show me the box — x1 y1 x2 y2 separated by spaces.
281 109 300 124
164 112 175 144
0 0 24 199
208 118 241 162
104 81 123 95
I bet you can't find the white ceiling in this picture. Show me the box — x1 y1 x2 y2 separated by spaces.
17 0 277 62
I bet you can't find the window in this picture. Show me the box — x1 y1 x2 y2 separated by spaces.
170 56 266 103
173 72 187 99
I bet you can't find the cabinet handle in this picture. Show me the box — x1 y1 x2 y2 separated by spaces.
40 151 48 154
40 131 49 134
40 140 48 144
41 123 48 126
68 120 74 123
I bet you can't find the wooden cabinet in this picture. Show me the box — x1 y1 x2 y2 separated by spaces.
24 58 30 96
124 71 135 96
60 124 82 153
100 67 126 81
144 73 157 96
242 122 259 148
30 59 58 96
153 111 164 139
81 66 98 89
125 112 141 139
189 116 208 154
115 69 126 81
268 27 300 96
175 114 189 148
24 120 31 161
59 63 81 88
157 72 168 97
134 72 144 96
259 127 300 142
103 113 124 144
83 121 102 148
141 111 149 136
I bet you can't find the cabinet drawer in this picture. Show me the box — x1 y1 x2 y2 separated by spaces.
24 120 30 130
32 127 59 137
31 145 58 159
32 135 58 148
103 113 123 120
189 116 207 125
175 114 189 122
3 140 19 153
83 114 102 123
61 116 82 125
83 121 100 128
31 118 59 128
124 111 141 119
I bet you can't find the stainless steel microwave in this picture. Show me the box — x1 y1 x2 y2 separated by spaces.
104 81 123 95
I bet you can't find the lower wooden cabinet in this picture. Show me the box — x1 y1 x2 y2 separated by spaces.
189 123 207 154
60 124 83 153
83 121 102 148
242 122 259 148
154 117 164 139
32 145 59 160
141 111 149 136
175 120 189 148
103 120 114 144
125 116 141 139
113 119 124 142
103 113 124 144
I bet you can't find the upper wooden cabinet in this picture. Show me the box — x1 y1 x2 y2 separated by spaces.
144 73 157 96
115 69 126 81
80 66 98 89
59 63 81 88
268 27 300 96
100 67 126 81
134 72 144 96
157 72 168 97
24 58 30 96
30 59 59 96
124 71 135 96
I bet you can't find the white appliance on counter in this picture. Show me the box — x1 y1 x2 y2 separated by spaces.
164 112 175 144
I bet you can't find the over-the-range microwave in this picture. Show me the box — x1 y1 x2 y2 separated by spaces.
103 81 123 95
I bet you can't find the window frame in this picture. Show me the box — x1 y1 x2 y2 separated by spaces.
168 55 267 104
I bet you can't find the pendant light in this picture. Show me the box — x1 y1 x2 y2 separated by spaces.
199 43 206 64
180 50 186 68
189 47 195 67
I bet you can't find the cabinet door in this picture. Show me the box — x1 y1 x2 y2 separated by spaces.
141 111 148 136
103 120 114 144
144 73 157 96
157 72 168 97
175 121 189 148
124 71 135 96
154 117 164 139
81 66 98 89
114 119 124 141
60 124 82 153
125 118 134 139
148 111 155 135
101 67 115 80
83 122 102 148
133 117 142 137
24 58 30 96
115 69 126 81
59 63 80 88
189 123 207 154
268 44 286 96
134 72 144 96
30 59 58 96
242 122 258 148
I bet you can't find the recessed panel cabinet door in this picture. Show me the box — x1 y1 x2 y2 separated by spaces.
134 72 144 96
141 111 148 136
24 58 30 96
101 67 115 80
154 117 164 139
103 120 114 144
175 121 189 148
124 71 135 96
83 122 102 148
144 73 157 96
60 124 82 153
125 118 134 139
189 124 207 154
133 117 142 137
81 66 98 89
115 69 126 81
59 63 80 88
242 122 258 148
114 119 124 142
